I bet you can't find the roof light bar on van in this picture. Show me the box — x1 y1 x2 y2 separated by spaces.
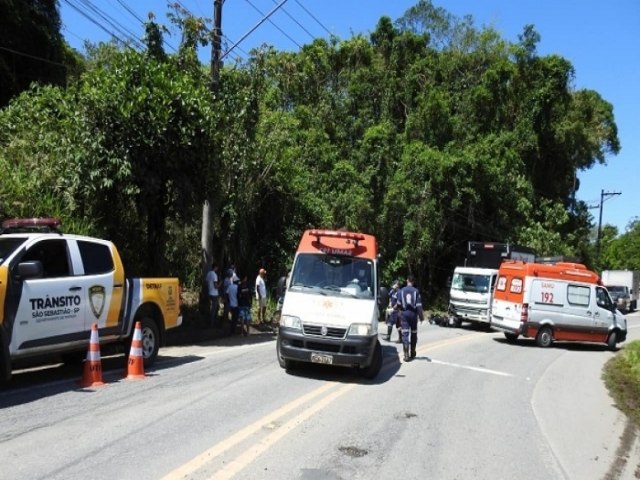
309 229 365 244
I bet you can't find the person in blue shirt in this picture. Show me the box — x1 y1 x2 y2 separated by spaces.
396 275 425 361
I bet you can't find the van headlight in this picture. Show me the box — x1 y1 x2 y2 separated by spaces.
280 315 302 330
348 323 374 336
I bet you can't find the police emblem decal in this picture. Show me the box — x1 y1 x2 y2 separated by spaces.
89 285 106 319
321 325 328 336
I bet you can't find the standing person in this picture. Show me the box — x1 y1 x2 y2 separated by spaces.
205 263 220 328
255 268 267 324
222 268 233 323
396 275 425 362
227 277 240 336
238 275 253 336
385 279 401 341
229 264 239 283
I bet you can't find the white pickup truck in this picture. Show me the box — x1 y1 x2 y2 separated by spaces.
0 217 182 384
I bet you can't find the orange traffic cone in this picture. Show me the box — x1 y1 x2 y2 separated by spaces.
125 321 146 380
79 323 105 388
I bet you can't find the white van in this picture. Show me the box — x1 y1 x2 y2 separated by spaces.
490 261 627 350
276 229 382 378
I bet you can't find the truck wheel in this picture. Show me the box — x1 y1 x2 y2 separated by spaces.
536 326 553 348
359 340 382 379
139 317 160 367
276 335 294 370
607 331 618 351
504 332 518 344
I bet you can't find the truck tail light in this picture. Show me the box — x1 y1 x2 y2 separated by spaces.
520 303 529 323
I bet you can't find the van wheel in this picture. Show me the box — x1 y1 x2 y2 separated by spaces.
276 335 294 370
359 340 382 379
504 332 518 344
607 331 618 351
536 326 553 348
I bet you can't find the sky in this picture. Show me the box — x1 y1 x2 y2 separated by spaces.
59 0 639 235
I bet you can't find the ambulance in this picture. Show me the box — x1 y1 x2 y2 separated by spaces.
276 229 382 378
490 261 627 350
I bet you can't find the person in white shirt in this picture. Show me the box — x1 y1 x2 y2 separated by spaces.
255 268 267 323
205 263 220 328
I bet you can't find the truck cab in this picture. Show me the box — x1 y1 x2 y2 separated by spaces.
276 229 382 379
448 266 497 327
605 285 631 313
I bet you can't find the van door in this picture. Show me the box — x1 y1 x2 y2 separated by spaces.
553 283 593 341
592 286 615 342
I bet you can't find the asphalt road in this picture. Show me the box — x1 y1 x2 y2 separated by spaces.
1 312 639 479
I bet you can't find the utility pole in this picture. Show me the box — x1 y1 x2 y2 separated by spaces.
596 189 622 257
201 0 223 313
210 0 223 94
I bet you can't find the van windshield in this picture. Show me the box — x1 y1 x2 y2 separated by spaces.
289 253 374 299
451 272 492 293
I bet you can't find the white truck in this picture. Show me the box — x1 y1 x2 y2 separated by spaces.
601 270 639 313
448 242 535 328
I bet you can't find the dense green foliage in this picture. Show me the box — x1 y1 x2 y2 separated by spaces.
0 0 81 108
603 340 640 427
0 1 636 302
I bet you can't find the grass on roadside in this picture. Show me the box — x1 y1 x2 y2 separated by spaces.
603 340 640 427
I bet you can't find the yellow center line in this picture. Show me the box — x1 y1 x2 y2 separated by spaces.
210 384 356 480
163 330 485 479
160 381 338 480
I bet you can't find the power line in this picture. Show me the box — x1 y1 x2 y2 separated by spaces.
294 0 331 35
62 0 135 49
221 0 290 60
244 0 301 48
270 0 315 40
0 46 69 69
115 0 145 25
77 0 145 49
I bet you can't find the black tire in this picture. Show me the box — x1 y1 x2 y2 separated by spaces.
276 335 293 370
607 331 618 351
359 340 382 379
536 326 553 348
139 317 160 367
504 332 518 344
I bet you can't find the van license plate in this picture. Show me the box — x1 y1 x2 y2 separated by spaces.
311 353 333 364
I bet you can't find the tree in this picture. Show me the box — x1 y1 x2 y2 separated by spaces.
601 219 640 270
0 0 79 107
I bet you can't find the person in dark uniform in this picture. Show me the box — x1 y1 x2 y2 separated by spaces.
396 275 425 361
385 279 401 341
